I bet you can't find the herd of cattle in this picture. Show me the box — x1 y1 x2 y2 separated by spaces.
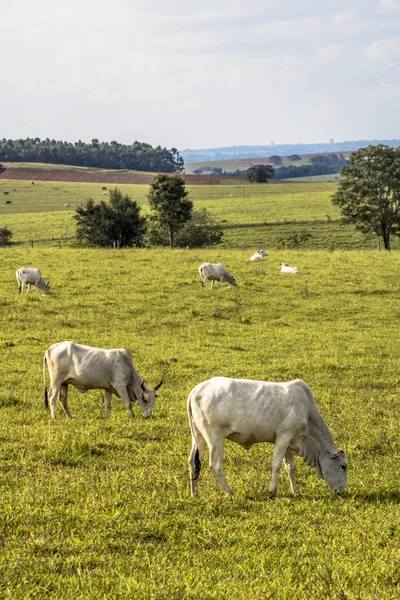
14 258 348 498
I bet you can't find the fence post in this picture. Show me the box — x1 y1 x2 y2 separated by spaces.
58 241 61 248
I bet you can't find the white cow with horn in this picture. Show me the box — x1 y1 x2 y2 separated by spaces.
43 342 163 418
198 263 237 289
16 268 51 294
250 249 268 261
188 377 348 497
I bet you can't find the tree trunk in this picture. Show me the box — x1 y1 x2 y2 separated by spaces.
382 225 391 250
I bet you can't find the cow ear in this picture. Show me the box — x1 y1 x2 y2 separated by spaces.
330 451 340 459
141 380 146 391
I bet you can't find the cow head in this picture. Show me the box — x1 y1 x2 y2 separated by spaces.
317 449 348 493
40 280 51 294
137 379 164 418
226 273 238 287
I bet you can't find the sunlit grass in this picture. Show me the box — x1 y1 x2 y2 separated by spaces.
0 247 400 598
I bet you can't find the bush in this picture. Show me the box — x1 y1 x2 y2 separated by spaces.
0 226 12 245
74 188 146 247
145 208 223 248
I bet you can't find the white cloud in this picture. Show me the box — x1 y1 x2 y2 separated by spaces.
364 37 400 61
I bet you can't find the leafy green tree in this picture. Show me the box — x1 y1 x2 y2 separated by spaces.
269 155 283 166
332 145 400 250
145 208 223 248
147 175 193 248
0 226 12 245
288 154 301 162
74 188 146 247
246 164 275 183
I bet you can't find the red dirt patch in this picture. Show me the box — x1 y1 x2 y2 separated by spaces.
0 167 242 185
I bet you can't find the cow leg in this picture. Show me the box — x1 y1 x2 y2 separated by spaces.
104 390 112 417
210 279 214 289
47 383 62 418
116 388 135 418
209 439 233 495
269 433 293 497
283 449 300 495
59 384 72 418
188 426 207 497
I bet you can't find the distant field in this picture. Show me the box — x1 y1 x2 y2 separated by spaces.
183 152 350 174
0 178 389 250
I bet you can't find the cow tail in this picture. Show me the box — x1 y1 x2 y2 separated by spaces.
43 353 49 409
188 397 201 480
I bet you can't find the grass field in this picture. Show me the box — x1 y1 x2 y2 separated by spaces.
1 245 400 599
0 179 390 250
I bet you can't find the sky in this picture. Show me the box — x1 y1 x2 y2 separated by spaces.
1 0 400 150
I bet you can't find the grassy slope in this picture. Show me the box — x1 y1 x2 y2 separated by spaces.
0 247 400 598
0 179 387 250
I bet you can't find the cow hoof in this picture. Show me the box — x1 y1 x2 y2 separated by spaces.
269 492 277 500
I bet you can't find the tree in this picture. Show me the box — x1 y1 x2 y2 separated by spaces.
246 164 275 183
0 163 5 173
0 226 12 245
147 175 193 248
145 208 223 248
288 154 301 162
269 155 283 166
332 145 400 250
74 188 146 247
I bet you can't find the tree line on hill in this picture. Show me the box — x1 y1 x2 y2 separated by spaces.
0 138 184 173
214 153 347 180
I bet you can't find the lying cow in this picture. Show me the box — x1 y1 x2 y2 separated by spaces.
16 268 51 294
43 341 163 418
280 262 299 274
250 249 268 261
198 263 237 289
188 377 347 497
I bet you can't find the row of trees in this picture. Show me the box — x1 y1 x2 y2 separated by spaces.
74 176 223 249
220 154 347 180
0 138 184 173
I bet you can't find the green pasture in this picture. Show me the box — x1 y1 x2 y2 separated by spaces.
0 246 400 599
0 179 389 250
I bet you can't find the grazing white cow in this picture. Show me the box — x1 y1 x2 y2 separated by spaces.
198 263 237 289
250 249 268 261
43 341 163 419
16 268 51 294
280 262 299 274
188 377 347 497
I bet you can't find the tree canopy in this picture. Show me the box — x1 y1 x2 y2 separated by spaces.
74 188 146 247
246 164 275 183
146 208 223 248
332 145 400 250
147 175 193 248
0 138 184 173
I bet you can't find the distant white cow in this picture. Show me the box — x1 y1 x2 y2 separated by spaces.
188 377 348 497
280 262 299 274
43 341 164 418
16 268 51 294
198 263 237 288
64 203 70 207
250 249 268 261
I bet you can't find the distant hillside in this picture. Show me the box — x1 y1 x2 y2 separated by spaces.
180 139 400 163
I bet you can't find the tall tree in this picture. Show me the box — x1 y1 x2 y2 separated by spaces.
74 188 146 247
246 164 275 183
332 145 400 250
147 175 193 248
